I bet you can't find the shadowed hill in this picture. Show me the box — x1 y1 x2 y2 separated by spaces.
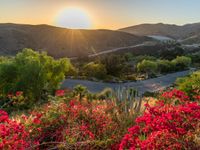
0 23 152 58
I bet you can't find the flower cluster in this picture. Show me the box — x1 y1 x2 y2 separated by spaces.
55 89 65 97
1 88 199 149
120 89 200 149
20 99 119 149
0 110 31 149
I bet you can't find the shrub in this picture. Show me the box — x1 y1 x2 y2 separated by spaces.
137 59 158 76
176 71 200 98
83 62 107 79
0 110 34 149
157 59 174 73
172 56 191 71
0 49 71 102
100 54 125 76
20 99 121 149
120 89 200 150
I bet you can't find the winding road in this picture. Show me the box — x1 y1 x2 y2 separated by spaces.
62 70 192 95
69 43 147 60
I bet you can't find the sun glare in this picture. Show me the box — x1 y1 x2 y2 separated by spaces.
55 7 92 29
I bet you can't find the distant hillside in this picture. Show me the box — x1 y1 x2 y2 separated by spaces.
0 23 152 58
119 23 200 44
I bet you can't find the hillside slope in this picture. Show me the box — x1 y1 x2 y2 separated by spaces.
0 23 152 58
119 23 200 43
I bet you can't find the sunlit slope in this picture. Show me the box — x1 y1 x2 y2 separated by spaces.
119 23 200 43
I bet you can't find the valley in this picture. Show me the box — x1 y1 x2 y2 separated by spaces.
0 0 200 149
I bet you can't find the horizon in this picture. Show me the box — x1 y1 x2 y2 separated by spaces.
1 21 200 30
1 0 200 29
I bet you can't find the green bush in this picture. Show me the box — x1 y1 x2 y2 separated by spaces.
137 59 158 76
157 59 175 73
172 56 191 71
176 71 200 98
0 48 71 102
83 62 107 79
100 54 125 76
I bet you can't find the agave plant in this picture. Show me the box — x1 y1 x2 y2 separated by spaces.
111 86 142 114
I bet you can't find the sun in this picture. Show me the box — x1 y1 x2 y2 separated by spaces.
55 7 92 29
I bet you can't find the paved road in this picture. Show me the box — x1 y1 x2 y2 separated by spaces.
62 70 192 94
88 43 145 57
69 43 146 60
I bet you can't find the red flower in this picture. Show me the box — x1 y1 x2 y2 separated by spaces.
120 89 200 150
55 90 65 97
16 91 23 96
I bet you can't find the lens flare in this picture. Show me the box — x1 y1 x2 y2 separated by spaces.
55 7 92 29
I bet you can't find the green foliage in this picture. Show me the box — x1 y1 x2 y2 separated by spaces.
73 84 88 100
157 59 175 73
0 48 71 101
124 53 134 61
100 54 125 76
83 62 107 79
66 63 78 76
159 46 184 60
134 55 157 63
112 86 141 114
187 51 200 67
172 56 191 70
137 60 158 75
176 71 200 97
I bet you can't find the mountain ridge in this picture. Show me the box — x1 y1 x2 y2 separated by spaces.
0 23 152 58
119 22 200 42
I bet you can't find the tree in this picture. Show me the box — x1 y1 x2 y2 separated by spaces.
137 60 158 77
157 59 174 73
172 56 191 71
83 62 107 79
160 46 184 60
134 55 156 63
100 54 125 76
124 53 134 61
0 48 71 101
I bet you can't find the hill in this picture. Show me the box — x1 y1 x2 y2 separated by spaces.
119 23 200 44
0 23 152 58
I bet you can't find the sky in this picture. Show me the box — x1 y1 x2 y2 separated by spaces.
0 0 200 29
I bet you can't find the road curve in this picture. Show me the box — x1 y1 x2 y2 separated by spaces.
69 43 146 60
61 70 192 94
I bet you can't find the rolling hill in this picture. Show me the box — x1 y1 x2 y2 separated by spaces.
0 23 152 58
119 22 200 44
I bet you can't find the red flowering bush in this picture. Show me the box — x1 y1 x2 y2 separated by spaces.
20 99 120 149
2 88 199 149
0 110 33 150
120 89 200 150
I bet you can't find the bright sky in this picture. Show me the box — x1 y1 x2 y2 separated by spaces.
0 0 200 29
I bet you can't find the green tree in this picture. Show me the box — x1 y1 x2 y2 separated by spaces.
172 56 191 71
83 62 107 79
100 54 125 76
137 60 158 77
0 48 71 101
124 53 134 61
157 59 174 73
160 46 184 60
